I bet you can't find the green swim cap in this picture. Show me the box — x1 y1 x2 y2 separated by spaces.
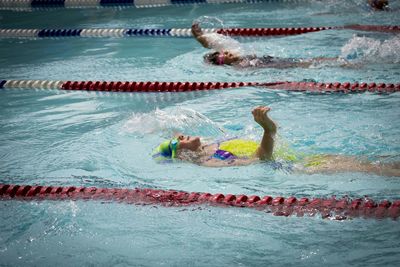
153 138 179 159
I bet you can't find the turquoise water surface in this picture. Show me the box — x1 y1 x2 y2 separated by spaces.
1 1 400 266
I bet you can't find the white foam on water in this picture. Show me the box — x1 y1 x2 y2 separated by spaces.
340 35 400 64
122 107 224 138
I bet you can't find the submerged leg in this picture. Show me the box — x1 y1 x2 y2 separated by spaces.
301 155 400 177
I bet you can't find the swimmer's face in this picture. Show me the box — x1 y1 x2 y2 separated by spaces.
176 134 201 152
220 51 240 65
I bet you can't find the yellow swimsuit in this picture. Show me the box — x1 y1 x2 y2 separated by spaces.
218 139 325 168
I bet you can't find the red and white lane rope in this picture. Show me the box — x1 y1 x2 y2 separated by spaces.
1 80 399 93
1 183 399 220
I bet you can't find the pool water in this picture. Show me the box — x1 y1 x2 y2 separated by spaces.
1 1 400 266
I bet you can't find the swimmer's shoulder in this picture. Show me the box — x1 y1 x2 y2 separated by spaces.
202 143 218 153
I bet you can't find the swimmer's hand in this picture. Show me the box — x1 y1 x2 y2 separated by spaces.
191 23 211 49
252 106 277 134
191 23 203 38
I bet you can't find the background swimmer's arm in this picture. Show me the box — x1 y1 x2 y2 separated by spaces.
252 107 277 161
191 23 212 49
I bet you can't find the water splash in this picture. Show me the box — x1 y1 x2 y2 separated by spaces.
340 35 400 64
123 107 224 138
194 16 244 54
194 15 225 29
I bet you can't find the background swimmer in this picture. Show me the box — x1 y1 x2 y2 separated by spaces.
153 106 400 177
191 23 338 69
368 0 389 10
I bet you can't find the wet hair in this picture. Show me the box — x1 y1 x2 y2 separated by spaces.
203 52 221 65
370 0 388 9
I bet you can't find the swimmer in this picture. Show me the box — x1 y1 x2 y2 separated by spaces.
154 106 276 167
153 106 400 177
368 0 389 10
191 23 338 68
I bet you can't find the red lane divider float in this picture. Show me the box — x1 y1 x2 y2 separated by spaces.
1 80 399 93
216 25 400 37
217 27 334 36
1 184 399 220
61 81 260 92
342 24 400 33
60 81 400 93
263 81 400 93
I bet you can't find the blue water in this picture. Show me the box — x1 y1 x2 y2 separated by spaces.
1 1 400 266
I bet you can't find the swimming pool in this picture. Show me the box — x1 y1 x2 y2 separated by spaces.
1 1 400 266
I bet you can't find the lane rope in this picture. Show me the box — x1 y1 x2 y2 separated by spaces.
0 80 399 93
0 0 307 10
0 25 398 38
1 183 399 220
0 27 329 38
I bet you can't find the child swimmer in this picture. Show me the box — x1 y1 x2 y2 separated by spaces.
191 23 338 69
153 106 400 177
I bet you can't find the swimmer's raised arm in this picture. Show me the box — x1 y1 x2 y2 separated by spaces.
191 23 212 49
252 106 277 160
